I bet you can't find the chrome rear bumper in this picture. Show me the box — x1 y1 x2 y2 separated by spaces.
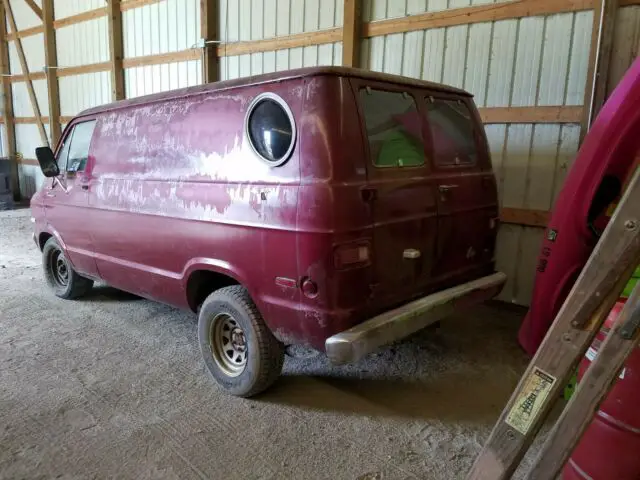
325 272 507 365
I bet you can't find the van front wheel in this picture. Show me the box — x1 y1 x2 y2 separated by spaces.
198 286 284 397
42 237 93 299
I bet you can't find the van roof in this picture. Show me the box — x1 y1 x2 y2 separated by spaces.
79 66 471 119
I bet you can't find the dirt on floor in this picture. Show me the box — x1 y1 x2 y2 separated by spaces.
0 208 557 480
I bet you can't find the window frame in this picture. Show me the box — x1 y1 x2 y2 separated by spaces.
65 120 97 174
244 92 297 167
358 86 427 170
423 95 481 169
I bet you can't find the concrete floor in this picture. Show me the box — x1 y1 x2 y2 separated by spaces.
0 208 552 479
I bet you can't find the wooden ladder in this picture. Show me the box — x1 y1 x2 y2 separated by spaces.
466 168 640 480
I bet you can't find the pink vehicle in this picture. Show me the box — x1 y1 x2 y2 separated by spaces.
518 57 640 356
31 67 505 396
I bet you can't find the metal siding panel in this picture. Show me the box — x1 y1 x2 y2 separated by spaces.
290 0 304 34
537 14 573 106
318 43 334 66
33 79 48 117
495 225 521 303
263 51 276 72
464 22 492 106
485 124 507 204
442 25 468 88
383 33 403 75
401 31 424 78
421 28 445 83
368 36 385 72
303 46 318 67
305 0 320 32
59 72 111 115
502 124 532 209
289 47 303 68
511 17 544 107
276 50 289 71
370 0 387 21
333 42 342 66
251 52 264 75
515 227 543 305
552 124 580 206
264 0 277 38
10 0 41 29
252 0 264 40
526 124 561 211
387 0 406 18
319 0 336 29
19 33 45 73
486 20 517 107
227 0 241 41
239 53 251 76
565 10 592 105
276 0 290 36
11 82 32 117
406 0 427 15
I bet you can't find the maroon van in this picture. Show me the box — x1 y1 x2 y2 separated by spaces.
31 67 506 396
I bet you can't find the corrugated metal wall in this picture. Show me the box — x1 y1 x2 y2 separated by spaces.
4 0 640 304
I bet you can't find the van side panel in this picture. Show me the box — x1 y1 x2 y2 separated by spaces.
290 76 374 348
88 82 302 327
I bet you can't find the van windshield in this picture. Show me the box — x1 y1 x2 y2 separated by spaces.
359 89 425 168
425 99 477 166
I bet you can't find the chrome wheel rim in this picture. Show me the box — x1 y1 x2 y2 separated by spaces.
209 313 247 377
50 249 69 288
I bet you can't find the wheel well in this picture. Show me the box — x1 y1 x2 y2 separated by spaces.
186 270 239 312
38 232 53 251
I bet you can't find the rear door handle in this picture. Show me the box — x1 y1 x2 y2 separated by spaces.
361 186 377 202
79 176 90 191
438 184 458 193
81 185 89 190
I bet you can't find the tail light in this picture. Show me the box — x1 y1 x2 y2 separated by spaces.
334 242 371 269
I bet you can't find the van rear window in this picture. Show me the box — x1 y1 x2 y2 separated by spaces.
425 99 477 167
359 89 425 168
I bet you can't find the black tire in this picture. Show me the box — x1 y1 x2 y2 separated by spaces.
42 237 93 299
198 285 284 397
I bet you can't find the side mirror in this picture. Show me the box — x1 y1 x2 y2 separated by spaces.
35 146 60 178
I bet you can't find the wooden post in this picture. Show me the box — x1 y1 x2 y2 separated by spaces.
342 0 362 67
3 0 48 146
42 0 61 146
580 0 618 142
0 0 17 199
200 0 219 83
107 0 125 101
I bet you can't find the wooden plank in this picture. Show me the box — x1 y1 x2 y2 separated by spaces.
120 0 163 11
526 282 640 479
364 0 595 38
0 1 17 198
3 0 48 146
24 0 42 20
479 106 583 124
107 0 125 100
218 28 342 56
56 61 111 77
16 157 39 166
466 170 640 480
123 49 201 68
52 7 107 29
200 0 219 83
499 208 549 228
43 0 61 146
342 0 362 67
580 0 619 142
6 24 43 41
9 71 46 82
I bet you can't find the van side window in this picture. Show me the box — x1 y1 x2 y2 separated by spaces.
66 120 97 174
425 99 477 167
359 89 425 168
56 130 73 172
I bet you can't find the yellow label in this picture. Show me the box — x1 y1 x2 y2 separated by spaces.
505 367 557 435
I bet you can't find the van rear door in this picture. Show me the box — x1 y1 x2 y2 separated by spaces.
424 95 498 280
352 80 439 303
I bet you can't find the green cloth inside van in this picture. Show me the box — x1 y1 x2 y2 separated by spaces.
375 130 425 167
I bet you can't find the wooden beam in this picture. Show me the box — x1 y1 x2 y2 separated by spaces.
3 0 48 146
580 0 619 142
43 0 61 146
342 0 362 67
219 28 342 56
499 208 549 228
123 49 201 68
9 71 46 82
107 0 125 101
200 0 219 83
53 7 107 29
479 106 583 124
24 0 42 20
0 1 17 198
365 0 594 37
6 24 43 41
120 0 163 11
56 61 111 77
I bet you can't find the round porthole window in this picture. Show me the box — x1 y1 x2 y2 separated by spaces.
246 93 296 166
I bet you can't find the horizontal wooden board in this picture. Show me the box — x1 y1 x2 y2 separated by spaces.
479 106 583 124
57 62 111 77
500 207 550 227
218 28 343 56
123 50 201 68
53 7 107 29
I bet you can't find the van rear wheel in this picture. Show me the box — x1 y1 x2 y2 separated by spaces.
42 237 93 299
198 286 284 397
